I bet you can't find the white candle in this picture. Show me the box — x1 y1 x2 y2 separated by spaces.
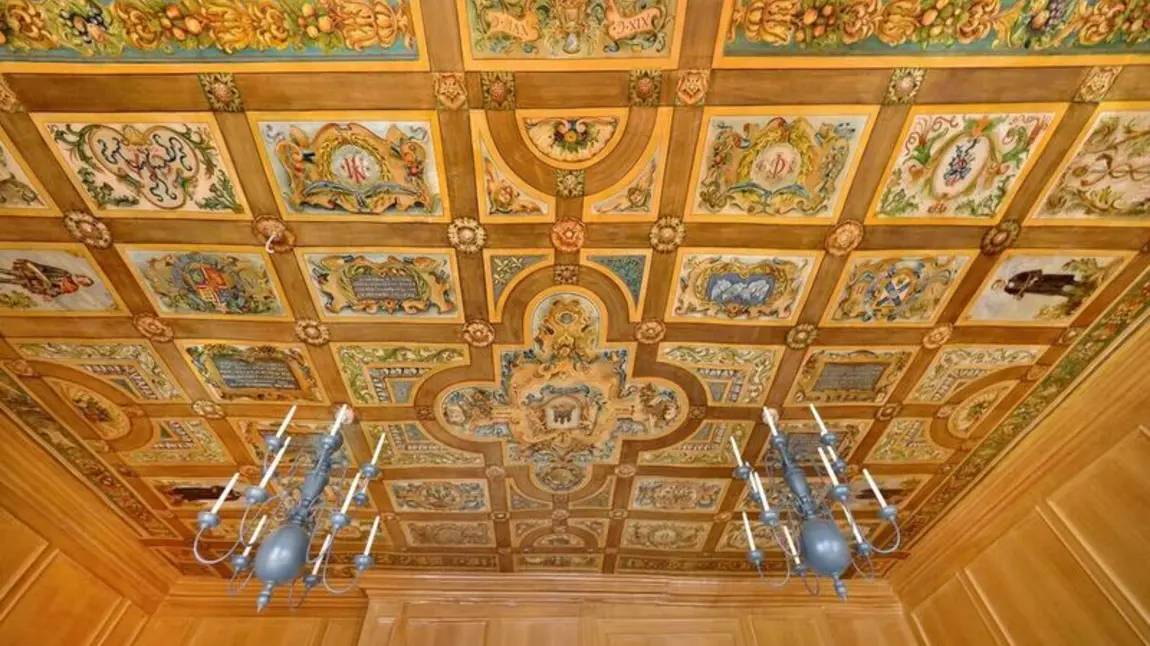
863 468 888 508
258 436 291 489
728 436 743 465
340 472 362 514
741 511 756 551
782 525 800 563
210 473 239 514
241 515 268 557
809 403 829 436
363 516 381 555
328 404 348 436
370 433 387 465
826 444 839 462
274 405 297 439
311 534 333 576
841 504 864 543
750 471 767 508
817 446 839 486
764 407 779 437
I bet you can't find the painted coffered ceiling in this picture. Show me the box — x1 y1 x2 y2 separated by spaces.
0 0 1148 580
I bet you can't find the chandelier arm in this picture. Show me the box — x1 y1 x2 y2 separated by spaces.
226 565 256 595
801 568 821 596
287 577 312 610
319 530 362 596
758 554 793 589
192 526 242 565
871 521 902 555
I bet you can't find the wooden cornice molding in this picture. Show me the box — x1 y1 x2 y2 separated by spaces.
891 320 1150 607
157 577 367 618
0 412 177 612
157 572 904 616
359 572 904 612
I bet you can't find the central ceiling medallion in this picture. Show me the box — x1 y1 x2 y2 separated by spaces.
437 288 687 494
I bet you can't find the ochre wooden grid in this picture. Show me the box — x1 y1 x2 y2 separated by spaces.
0 0 1149 579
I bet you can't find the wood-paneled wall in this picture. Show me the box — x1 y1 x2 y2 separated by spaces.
354 574 915 646
0 503 149 646
132 579 367 646
0 413 176 645
894 322 1150 646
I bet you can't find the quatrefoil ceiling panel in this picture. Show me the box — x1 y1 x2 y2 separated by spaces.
0 0 1148 579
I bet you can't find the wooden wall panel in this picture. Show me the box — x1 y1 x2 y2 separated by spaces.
896 324 1150 646
340 576 913 646
911 575 1002 646
965 511 1142 646
0 495 149 646
597 619 744 646
0 552 120 646
0 505 47 600
497 617 582 646
184 617 325 646
820 615 915 646
747 616 826 646
1048 429 1150 626
403 619 489 646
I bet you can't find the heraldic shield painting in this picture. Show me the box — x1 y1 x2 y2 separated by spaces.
0 0 1148 582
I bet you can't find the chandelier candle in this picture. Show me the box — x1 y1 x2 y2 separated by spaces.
364 516 381 555
728 436 743 465
782 524 799 563
751 471 766 502
274 405 297 438
763 406 779 436
817 446 839 487
312 534 333 576
741 511 756 551
862 468 887 508
242 516 268 557
328 405 347 436
340 473 362 514
809 403 829 436
370 433 387 465
841 504 864 543
211 473 240 515
258 436 291 490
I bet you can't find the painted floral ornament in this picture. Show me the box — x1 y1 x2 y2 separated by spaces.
294 319 330 347
192 400 226 420
649 217 684 253
550 218 586 252
825 220 864 257
1 359 36 378
553 264 579 284
614 464 636 478
461 320 495 348
876 403 902 421
434 72 468 110
885 68 925 104
198 72 243 112
133 313 173 343
786 323 818 350
448 218 487 253
981 220 1020 256
634 319 666 344
922 323 953 349
63 210 112 249
485 465 506 479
